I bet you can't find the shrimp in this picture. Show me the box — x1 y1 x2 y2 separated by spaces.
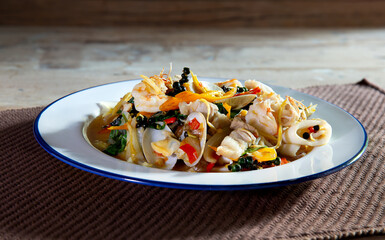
131 75 171 113
244 80 275 94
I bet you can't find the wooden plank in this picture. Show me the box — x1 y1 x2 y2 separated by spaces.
1 1 385 27
1 27 385 109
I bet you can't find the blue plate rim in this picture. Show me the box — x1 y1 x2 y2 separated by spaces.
33 79 369 191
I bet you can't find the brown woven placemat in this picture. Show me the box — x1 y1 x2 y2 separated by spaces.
0 80 384 240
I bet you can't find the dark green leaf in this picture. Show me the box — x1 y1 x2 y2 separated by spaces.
214 103 228 115
230 109 242 118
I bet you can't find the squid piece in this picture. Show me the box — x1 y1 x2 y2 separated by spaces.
282 119 332 147
278 143 302 158
179 99 231 129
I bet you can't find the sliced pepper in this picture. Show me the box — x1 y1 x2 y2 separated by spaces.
179 143 198 164
223 103 232 118
252 147 277 162
107 124 129 131
281 157 289 165
206 162 215 172
188 118 200 130
164 117 177 124
160 86 238 112
234 87 261 96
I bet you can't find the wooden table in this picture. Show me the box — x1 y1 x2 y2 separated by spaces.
1 26 384 239
1 27 385 110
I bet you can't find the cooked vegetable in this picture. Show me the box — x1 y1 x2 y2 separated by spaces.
103 127 127 156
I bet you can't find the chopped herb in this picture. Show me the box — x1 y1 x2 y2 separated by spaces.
103 128 127 156
230 109 242 118
148 122 166 130
243 101 254 111
274 157 281 165
243 146 265 155
122 113 129 123
129 104 138 117
214 103 229 115
136 115 148 128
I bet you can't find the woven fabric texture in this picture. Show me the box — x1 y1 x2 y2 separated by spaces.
0 80 384 240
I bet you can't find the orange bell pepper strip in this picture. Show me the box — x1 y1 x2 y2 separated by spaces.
107 124 129 131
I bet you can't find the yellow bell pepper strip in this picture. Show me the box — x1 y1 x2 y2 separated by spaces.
223 103 231 118
252 147 277 162
159 91 202 111
104 92 132 119
199 86 237 101
191 71 208 93
159 83 238 112
107 124 129 131
183 82 192 92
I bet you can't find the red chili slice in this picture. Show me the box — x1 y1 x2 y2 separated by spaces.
98 125 111 134
188 118 200 130
234 87 261 96
164 117 177 124
281 157 289 165
248 87 261 94
179 144 198 164
206 162 215 172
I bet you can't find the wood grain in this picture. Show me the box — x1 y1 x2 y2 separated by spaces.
1 27 385 110
1 0 385 27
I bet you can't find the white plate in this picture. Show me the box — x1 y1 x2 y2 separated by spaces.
34 78 368 190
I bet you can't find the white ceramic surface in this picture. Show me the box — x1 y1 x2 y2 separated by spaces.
34 78 368 190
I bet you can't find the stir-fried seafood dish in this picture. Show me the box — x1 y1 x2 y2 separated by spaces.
85 67 332 172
